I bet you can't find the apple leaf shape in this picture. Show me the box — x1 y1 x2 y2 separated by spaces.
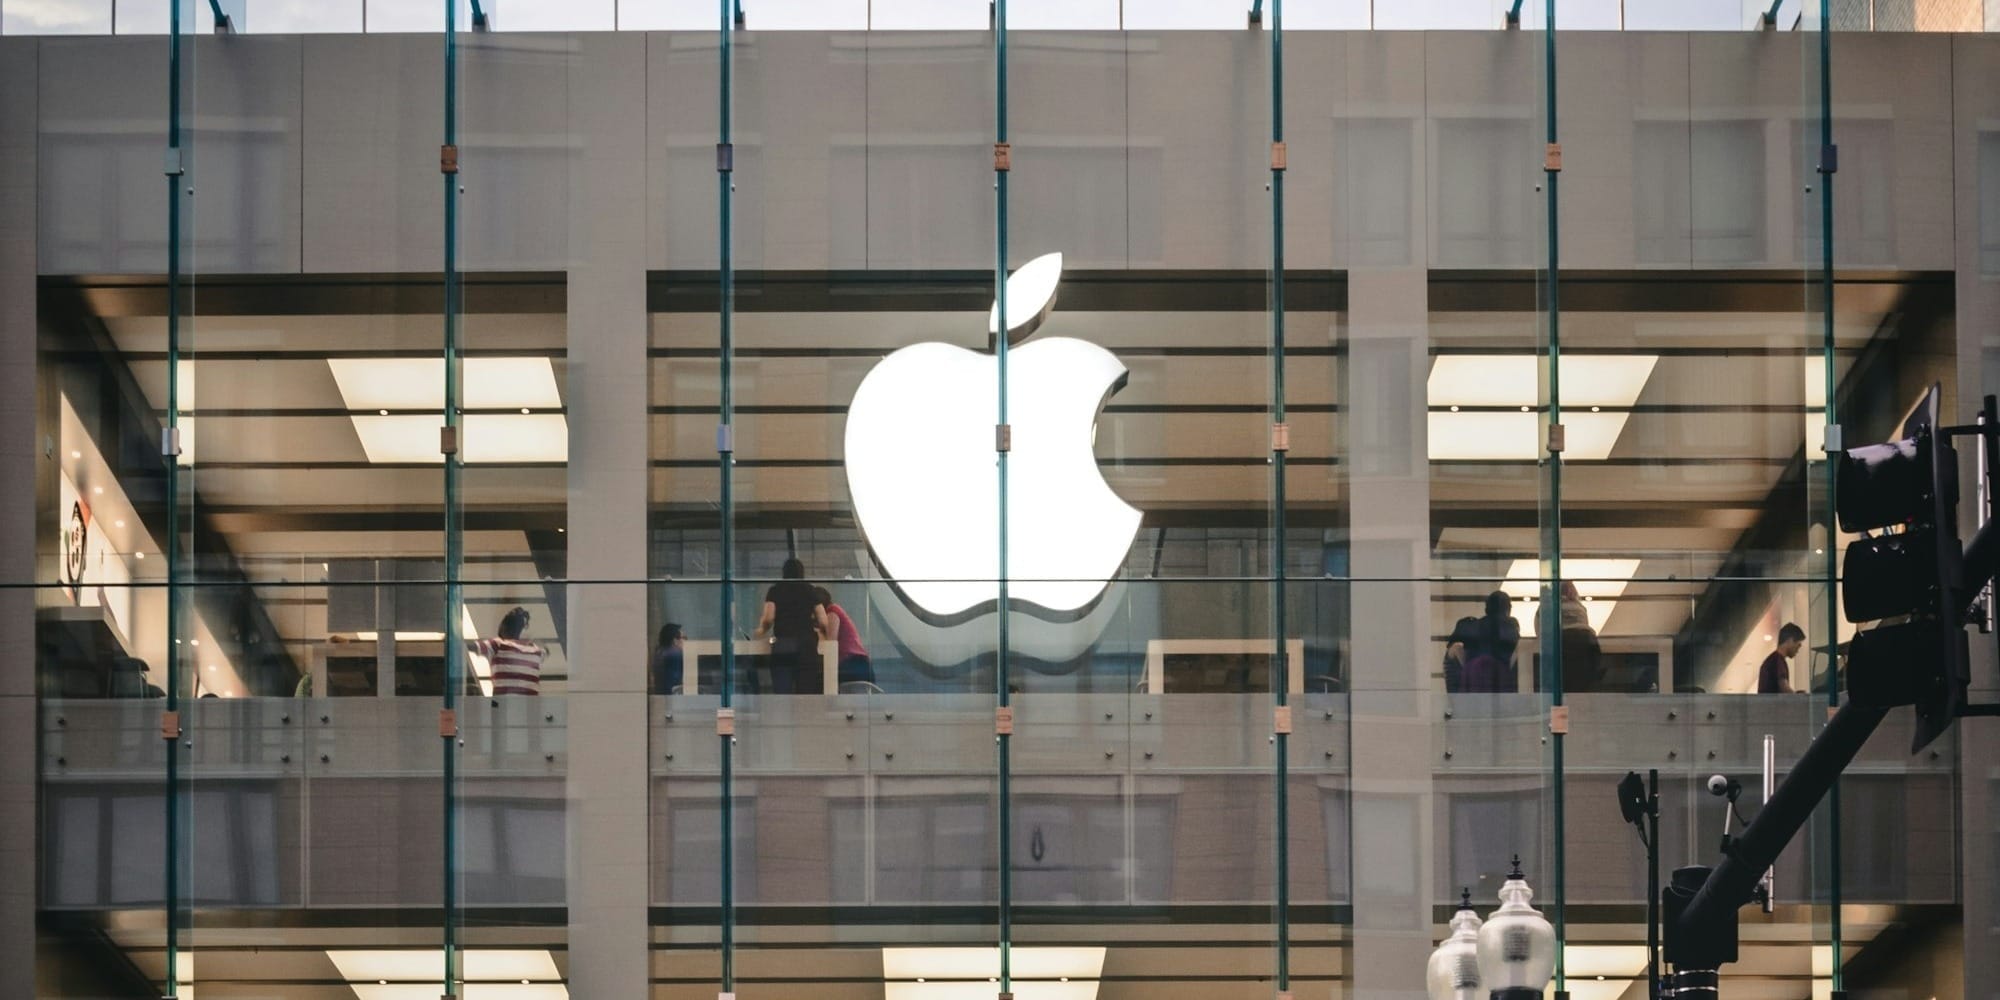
845 336 1141 619
988 252 1063 346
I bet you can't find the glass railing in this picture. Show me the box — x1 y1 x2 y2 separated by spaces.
34 579 1958 915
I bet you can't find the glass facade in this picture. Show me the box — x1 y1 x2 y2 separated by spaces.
3 7 1998 1000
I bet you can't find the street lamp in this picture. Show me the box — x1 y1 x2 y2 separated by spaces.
1476 855 1556 999
1427 887 1484 1000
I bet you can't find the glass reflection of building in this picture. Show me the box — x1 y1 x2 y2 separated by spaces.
4 4 1999 999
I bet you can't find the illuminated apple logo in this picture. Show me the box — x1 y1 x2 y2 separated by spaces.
844 253 1142 620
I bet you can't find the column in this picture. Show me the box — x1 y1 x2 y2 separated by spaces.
562 32 652 999
1345 267 1437 996
0 36 37 1000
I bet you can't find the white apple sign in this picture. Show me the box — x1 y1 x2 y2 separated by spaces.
844 253 1142 619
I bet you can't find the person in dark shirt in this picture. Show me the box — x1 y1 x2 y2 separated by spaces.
651 622 686 694
1757 622 1805 693
1450 591 1522 693
754 558 828 694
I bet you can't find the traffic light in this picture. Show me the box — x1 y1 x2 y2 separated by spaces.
1836 385 1968 752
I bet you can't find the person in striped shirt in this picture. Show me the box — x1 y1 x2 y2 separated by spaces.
473 606 546 696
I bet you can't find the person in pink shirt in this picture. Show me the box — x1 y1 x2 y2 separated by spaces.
813 586 875 687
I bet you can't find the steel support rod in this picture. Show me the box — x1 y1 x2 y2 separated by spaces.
993 1 1014 993
163 0 186 992
1542 2 1568 992
1267 0 1291 994
717 0 739 991
440 0 464 991
1815 1 1843 986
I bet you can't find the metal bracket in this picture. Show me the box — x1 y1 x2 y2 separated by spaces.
440 144 460 175
1270 141 1287 171
1247 0 1262 25
163 148 185 177
439 708 458 738
716 424 734 455
1273 705 1293 735
440 425 459 457
716 142 734 173
161 427 183 459
993 142 1012 172
1547 422 1565 455
733 0 744 27
995 706 1015 736
1544 142 1563 173
1504 0 1524 26
1818 144 1838 175
1550 704 1571 735
206 0 236 33
996 424 1012 453
160 710 181 741
1270 422 1290 453
717 708 736 736
1823 424 1843 454
470 0 489 28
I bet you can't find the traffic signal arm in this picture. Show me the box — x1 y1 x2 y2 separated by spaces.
1669 702 1890 971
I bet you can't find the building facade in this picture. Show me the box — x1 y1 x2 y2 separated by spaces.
4 6 2000 999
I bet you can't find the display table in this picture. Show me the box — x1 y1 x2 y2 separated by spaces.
680 638 840 695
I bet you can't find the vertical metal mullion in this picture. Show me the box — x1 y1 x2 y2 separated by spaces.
1542 3 1568 995
1817 2 1844 991
1267 1 1292 995
994 1 1014 993
163 0 186 991
441 0 464 990
717 0 739 993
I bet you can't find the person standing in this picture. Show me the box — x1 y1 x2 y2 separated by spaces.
475 606 546 696
813 586 876 687
1757 623 1805 694
1556 581 1604 693
651 622 686 694
754 558 828 694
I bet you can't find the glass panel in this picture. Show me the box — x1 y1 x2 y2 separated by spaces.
0 0 109 33
867 0 989 29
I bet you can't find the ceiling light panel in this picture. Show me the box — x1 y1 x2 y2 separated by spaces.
1427 411 1633 462
350 987 569 1000
882 947 1107 981
1501 558 1643 636
1426 354 1658 409
327 358 563 412
884 984 1099 1000
347 414 568 464
327 949 560 983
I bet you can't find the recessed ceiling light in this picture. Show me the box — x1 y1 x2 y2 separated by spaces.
70 450 81 458
92 486 102 494
379 409 389 416
115 520 125 528
520 407 531 414
1590 405 1601 412
135 552 145 560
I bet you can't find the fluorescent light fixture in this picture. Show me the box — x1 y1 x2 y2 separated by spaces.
1427 355 1657 409
328 950 560 984
345 413 567 464
882 947 1106 981
1561 945 1648 979
885 985 1098 1000
1557 982 1637 1000
1500 558 1642 637
351 987 568 1000
327 358 562 412
329 358 567 464
1427 411 1634 462
1426 355 1657 461
354 631 446 642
